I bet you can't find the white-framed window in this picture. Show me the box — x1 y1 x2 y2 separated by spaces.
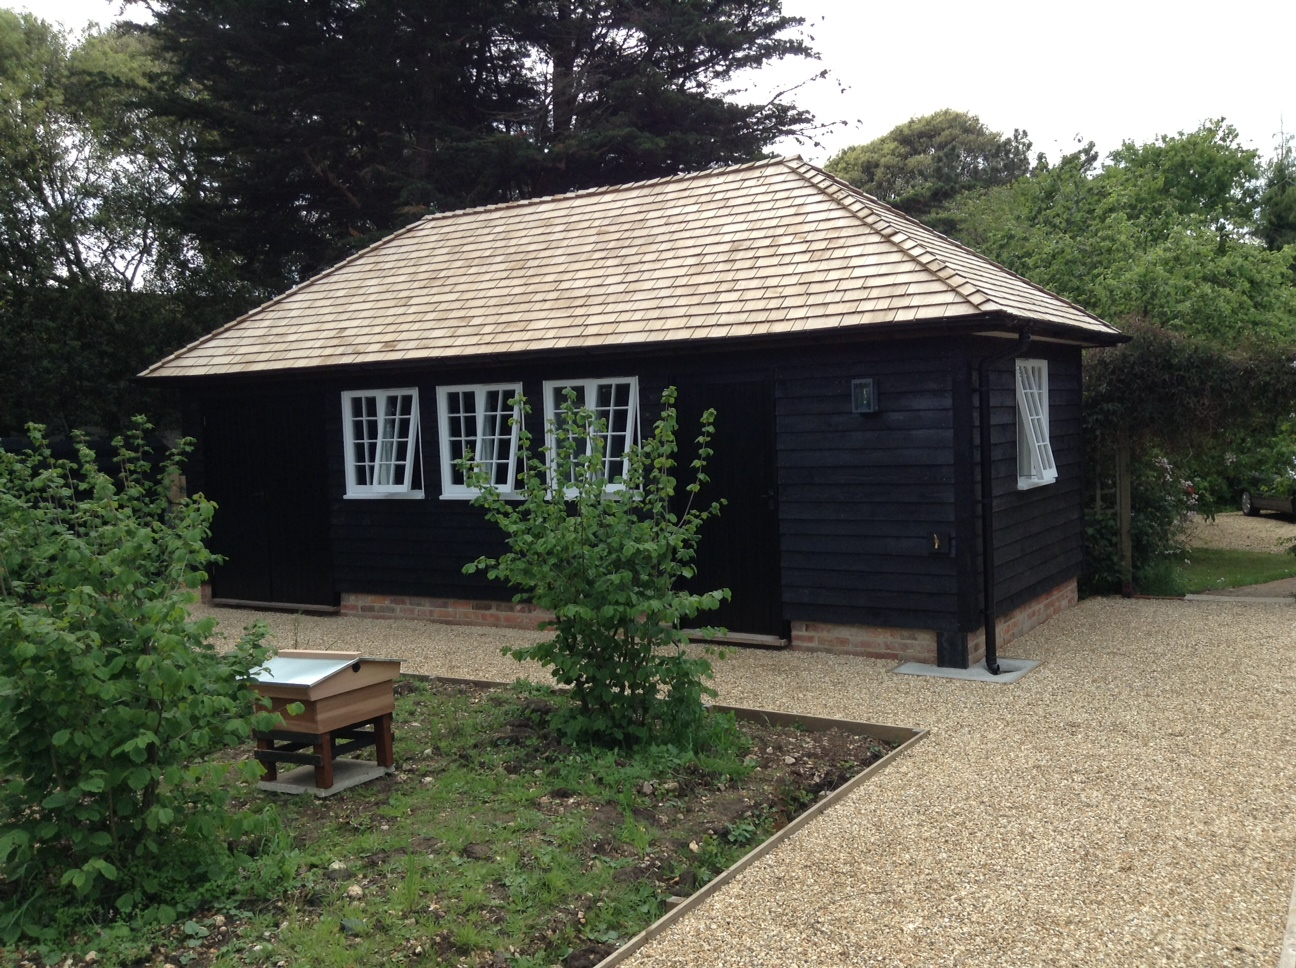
436 383 523 498
341 388 424 497
543 377 639 491
1016 359 1057 489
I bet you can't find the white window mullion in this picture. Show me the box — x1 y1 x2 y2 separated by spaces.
1015 360 1057 489
543 377 639 493
342 388 423 497
437 383 521 498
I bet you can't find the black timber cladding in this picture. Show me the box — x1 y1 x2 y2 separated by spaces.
186 332 1087 637
968 337 1085 618
774 341 963 632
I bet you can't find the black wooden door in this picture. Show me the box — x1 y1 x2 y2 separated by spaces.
671 379 783 637
201 395 336 607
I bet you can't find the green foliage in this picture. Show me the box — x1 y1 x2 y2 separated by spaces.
824 108 1032 223
1079 322 1296 592
464 388 730 749
1083 320 1296 448
1229 414 1296 498
0 12 258 433
1081 451 1197 596
0 419 281 940
138 0 817 292
935 117 1296 589
1260 131 1296 253
943 121 1296 344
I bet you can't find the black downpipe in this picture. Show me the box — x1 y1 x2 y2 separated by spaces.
976 328 1032 675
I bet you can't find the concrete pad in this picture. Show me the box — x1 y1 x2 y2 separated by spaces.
258 758 394 798
892 657 1040 684
1282 865 1296 968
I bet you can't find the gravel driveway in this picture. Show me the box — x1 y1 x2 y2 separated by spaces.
196 514 1296 966
1186 510 1295 554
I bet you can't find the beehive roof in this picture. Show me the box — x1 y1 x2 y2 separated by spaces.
141 157 1122 379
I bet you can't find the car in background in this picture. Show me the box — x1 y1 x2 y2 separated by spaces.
1241 488 1296 516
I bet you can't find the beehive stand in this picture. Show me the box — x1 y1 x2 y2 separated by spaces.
250 650 402 795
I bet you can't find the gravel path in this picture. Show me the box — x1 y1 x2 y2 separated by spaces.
1186 511 1295 554
199 594 1296 966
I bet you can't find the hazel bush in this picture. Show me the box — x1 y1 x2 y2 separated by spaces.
464 388 729 749
0 420 280 941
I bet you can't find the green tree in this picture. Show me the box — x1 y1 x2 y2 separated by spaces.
824 108 1032 222
464 388 729 749
943 122 1296 343
0 12 246 433
938 122 1296 592
519 0 815 197
134 0 817 291
1259 131 1296 253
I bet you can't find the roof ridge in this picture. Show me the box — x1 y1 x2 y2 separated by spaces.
414 155 800 225
787 160 1116 331
138 156 800 379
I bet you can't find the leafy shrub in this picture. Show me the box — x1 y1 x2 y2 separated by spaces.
1229 415 1296 498
464 388 729 749
1082 452 1196 595
0 421 281 942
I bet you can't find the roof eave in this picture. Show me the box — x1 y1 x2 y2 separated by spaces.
135 312 1126 387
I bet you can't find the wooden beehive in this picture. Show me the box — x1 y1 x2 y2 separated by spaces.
251 649 401 733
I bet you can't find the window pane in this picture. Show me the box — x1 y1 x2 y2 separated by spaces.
344 389 421 494
1015 362 1056 485
439 384 519 494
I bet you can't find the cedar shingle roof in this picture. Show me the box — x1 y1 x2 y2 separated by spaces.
140 157 1123 379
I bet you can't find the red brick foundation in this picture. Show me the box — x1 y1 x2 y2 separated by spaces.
790 578 1078 664
339 593 553 630
965 577 1077 664
787 622 937 661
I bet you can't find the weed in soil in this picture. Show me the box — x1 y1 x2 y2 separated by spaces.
6 679 898 968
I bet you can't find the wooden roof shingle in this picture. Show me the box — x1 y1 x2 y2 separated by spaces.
140 157 1123 379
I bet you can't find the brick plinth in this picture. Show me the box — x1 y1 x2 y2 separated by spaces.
966 578 1077 664
339 593 553 630
790 578 1078 663
789 622 938 661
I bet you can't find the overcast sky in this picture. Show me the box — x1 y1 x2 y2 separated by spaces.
20 0 1295 166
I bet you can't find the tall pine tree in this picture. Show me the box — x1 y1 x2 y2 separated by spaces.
136 0 816 291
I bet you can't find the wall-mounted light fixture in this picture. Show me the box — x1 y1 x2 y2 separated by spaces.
851 378 878 414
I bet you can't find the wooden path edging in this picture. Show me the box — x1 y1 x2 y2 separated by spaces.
594 704 927 968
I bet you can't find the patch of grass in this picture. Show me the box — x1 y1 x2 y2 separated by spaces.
1136 557 1189 597
7 680 898 968
1180 547 1296 593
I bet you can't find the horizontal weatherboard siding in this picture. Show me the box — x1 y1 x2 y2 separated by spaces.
775 344 961 632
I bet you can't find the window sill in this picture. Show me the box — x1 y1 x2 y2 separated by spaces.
439 492 525 502
343 491 426 500
1016 477 1056 491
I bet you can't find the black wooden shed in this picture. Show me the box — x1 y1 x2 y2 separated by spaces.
141 158 1125 668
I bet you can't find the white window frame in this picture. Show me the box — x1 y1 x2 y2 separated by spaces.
436 383 523 499
1016 359 1057 490
542 377 639 493
341 388 424 498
